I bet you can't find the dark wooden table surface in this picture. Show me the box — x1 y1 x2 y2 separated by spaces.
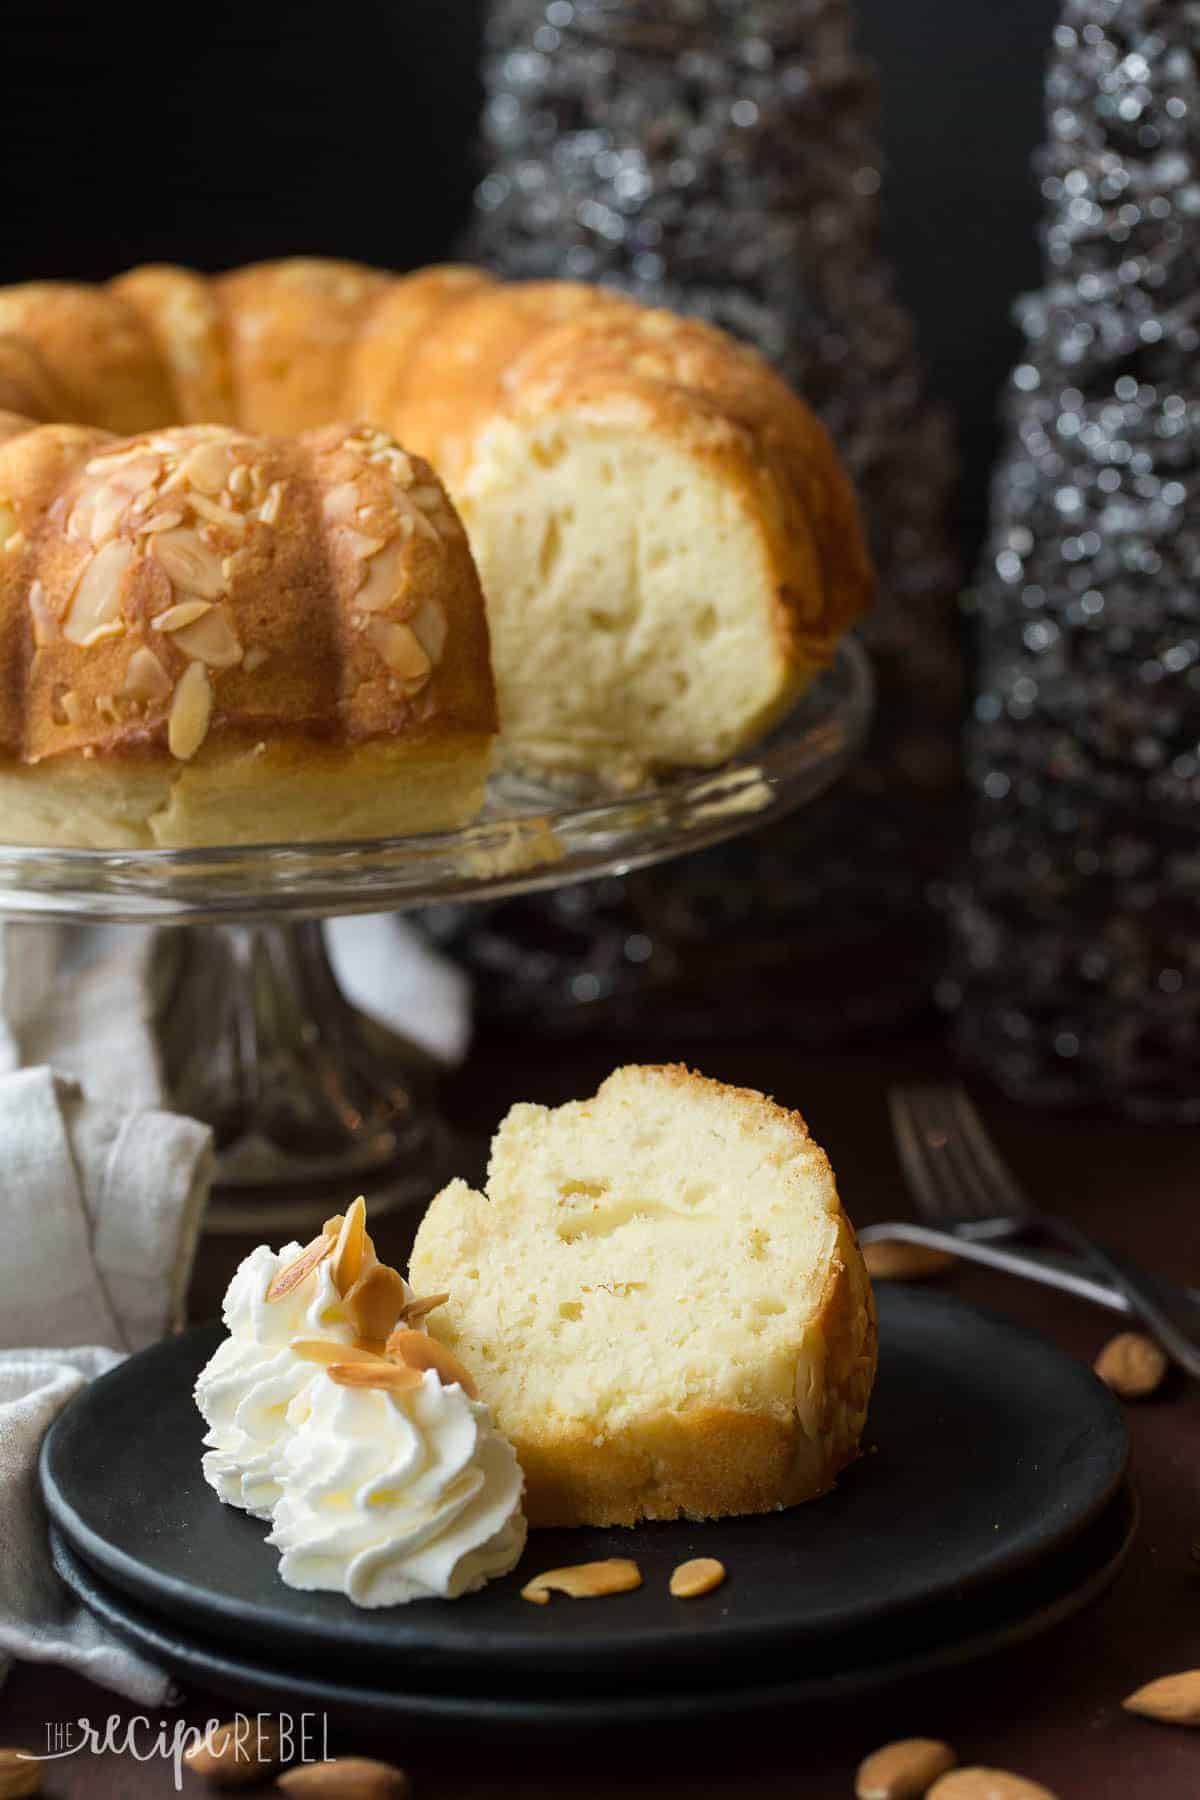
3 1032 1197 1797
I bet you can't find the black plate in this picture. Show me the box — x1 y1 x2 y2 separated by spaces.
41 1288 1129 1684
49 1483 1137 1733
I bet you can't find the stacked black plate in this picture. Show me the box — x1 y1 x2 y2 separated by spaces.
41 1288 1135 1736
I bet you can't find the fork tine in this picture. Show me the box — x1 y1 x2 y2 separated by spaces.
888 1087 983 1223
907 1086 1004 1223
890 1085 1009 1225
945 1086 1032 1220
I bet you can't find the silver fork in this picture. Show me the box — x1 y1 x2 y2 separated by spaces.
875 1083 1200 1380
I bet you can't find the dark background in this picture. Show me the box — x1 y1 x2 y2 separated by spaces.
8 0 1057 557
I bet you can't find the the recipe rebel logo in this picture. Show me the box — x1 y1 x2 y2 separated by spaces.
28 1710 331 1790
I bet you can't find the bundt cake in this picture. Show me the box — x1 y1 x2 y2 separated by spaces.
0 415 495 846
0 259 872 829
409 1064 877 1528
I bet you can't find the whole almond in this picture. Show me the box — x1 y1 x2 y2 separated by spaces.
277 1757 411 1798
1122 1668 1200 1726
856 1737 957 1798
182 1718 282 1785
0 1748 42 1799
1093 1331 1168 1399
928 1771 1058 1799
863 1241 956 1282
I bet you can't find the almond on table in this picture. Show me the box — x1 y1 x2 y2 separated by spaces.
856 1738 957 1799
1093 1331 1168 1399
277 1758 411 1798
862 1240 957 1282
1122 1668 1200 1726
928 1771 1059 1799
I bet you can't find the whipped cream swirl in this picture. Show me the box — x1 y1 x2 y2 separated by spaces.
195 1239 400 1519
267 1368 526 1605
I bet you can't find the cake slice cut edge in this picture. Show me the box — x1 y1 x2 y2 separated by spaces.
409 1064 878 1528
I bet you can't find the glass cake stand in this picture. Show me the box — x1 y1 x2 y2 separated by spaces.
0 638 870 1230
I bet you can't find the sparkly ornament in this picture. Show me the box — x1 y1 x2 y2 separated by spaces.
441 0 960 1039
949 0 1200 1116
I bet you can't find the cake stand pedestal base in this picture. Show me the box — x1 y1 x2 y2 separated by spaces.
150 920 450 1234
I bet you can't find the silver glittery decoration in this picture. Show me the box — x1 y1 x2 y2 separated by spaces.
438 0 959 1038
948 0 1200 1117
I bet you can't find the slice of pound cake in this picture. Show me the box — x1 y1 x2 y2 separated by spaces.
409 1065 877 1528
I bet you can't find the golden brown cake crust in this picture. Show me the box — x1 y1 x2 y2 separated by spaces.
0 417 495 835
0 257 873 669
0 257 873 839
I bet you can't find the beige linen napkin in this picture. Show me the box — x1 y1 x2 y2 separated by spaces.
0 923 214 1704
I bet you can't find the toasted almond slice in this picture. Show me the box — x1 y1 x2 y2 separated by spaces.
112 455 162 498
167 660 213 760
66 485 100 543
394 486 441 545
149 525 225 597
63 538 134 644
344 1263 411 1344
77 620 126 648
408 596 447 665
334 525 387 561
139 508 185 536
669 1557 726 1599
189 490 248 533
173 604 243 670
266 1231 336 1302
1122 1669 1200 1726
327 1359 423 1394
87 482 131 547
258 480 286 526
27 581 55 648
182 439 237 496
521 1560 643 1606
331 1196 368 1294
355 540 407 613
87 443 161 477
367 619 430 683
400 1291 450 1326
290 1337 385 1368
383 1327 477 1398
154 599 213 633
321 480 362 525
120 646 173 705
